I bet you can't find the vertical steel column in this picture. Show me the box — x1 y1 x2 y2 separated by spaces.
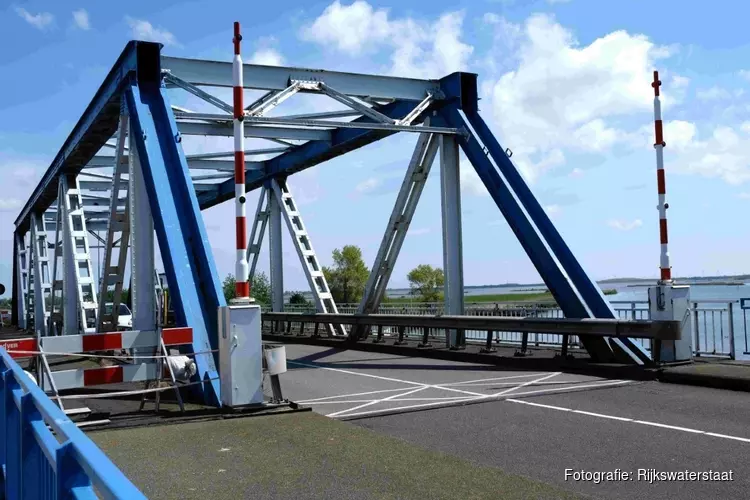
439 135 465 348
268 186 284 312
30 214 48 337
129 123 156 336
60 179 79 335
14 233 27 329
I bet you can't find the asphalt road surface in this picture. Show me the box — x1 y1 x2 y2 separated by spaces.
281 344 750 500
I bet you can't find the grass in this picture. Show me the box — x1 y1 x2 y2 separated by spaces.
92 411 588 500
383 289 617 304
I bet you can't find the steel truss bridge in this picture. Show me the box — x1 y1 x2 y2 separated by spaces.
10 40 656 406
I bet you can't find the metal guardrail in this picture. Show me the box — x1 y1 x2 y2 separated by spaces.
0 348 146 499
261 312 682 357
269 299 750 360
267 311 681 338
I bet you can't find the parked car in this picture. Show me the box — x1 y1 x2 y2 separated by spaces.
105 303 133 330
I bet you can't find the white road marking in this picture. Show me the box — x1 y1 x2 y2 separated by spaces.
331 397 480 419
508 379 632 397
438 373 548 386
490 372 561 397
506 398 750 444
303 400 378 405
297 387 411 403
327 386 428 417
287 360 426 387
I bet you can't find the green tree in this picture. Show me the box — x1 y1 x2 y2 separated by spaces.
288 292 309 305
407 264 444 302
223 272 271 306
322 245 370 304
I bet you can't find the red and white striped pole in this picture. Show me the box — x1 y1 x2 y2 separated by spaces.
233 22 250 298
651 70 672 283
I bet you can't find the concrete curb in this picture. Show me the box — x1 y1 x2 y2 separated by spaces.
264 334 750 393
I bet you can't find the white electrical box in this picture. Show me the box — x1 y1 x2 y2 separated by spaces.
648 285 692 362
218 303 264 407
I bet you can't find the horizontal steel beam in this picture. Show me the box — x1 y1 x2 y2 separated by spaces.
85 155 262 172
187 147 288 160
173 112 462 135
161 56 442 101
176 121 331 141
261 312 682 340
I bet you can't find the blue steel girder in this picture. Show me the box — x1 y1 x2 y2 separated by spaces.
198 100 426 209
13 42 147 235
437 72 650 364
123 44 224 404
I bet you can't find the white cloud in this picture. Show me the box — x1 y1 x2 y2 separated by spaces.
354 177 381 194
301 1 390 55
459 159 487 197
0 199 23 211
544 204 561 217
409 228 431 236
15 7 53 30
547 0 571 3
696 86 731 101
126 17 180 47
739 70 750 82
249 48 285 66
72 9 90 30
569 167 584 178
737 192 750 199
671 75 690 89
607 219 643 231
482 14 677 182
301 2 473 78
631 119 750 185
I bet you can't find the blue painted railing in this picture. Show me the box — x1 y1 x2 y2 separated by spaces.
0 348 146 499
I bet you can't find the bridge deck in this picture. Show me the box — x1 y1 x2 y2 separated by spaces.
82 344 750 499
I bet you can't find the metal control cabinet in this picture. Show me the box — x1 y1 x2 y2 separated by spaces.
649 285 692 363
218 304 264 407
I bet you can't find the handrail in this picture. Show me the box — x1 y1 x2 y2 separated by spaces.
0 348 146 499
261 312 682 340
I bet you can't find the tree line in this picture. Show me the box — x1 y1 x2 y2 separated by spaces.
221 244 445 305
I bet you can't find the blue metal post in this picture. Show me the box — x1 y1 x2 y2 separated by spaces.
124 43 224 404
20 394 41 500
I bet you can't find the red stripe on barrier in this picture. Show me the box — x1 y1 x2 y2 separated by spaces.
233 87 244 118
234 151 246 182
660 268 672 281
659 219 669 244
236 217 247 249
82 332 123 352
656 168 666 195
654 120 664 146
84 366 123 386
236 281 250 297
0 338 38 359
162 327 193 346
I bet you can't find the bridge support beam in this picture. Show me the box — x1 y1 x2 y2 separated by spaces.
129 125 156 344
268 185 284 312
439 134 465 348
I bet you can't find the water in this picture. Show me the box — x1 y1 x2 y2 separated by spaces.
386 280 750 304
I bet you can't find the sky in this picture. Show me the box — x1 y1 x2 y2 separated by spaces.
1 0 750 299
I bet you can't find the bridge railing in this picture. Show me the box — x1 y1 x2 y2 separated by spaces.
261 311 681 357
0 348 146 499
268 299 749 360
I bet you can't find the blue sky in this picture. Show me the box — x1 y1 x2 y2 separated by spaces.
2 0 750 299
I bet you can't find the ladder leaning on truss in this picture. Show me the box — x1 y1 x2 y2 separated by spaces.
270 179 346 336
245 179 346 336
48 176 100 335
97 115 131 332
